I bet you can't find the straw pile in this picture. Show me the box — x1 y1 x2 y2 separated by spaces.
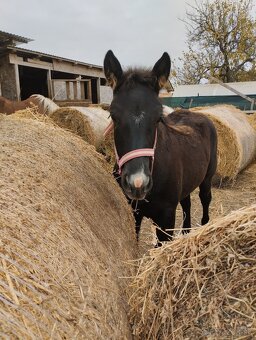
191 105 256 180
9 106 53 123
0 113 137 339
128 204 256 339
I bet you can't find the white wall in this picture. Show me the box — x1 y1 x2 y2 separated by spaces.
100 85 113 104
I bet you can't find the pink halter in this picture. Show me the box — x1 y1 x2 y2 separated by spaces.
104 120 158 174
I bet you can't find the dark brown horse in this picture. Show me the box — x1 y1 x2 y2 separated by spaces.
104 50 217 244
0 94 58 115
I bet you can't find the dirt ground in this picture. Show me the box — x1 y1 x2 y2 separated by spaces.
138 159 256 254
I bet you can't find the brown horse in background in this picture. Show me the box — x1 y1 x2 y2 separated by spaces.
0 94 59 115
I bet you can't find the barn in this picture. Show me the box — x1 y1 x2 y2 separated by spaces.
162 81 256 112
0 30 112 105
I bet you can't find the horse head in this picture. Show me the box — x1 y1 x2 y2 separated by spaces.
104 50 171 200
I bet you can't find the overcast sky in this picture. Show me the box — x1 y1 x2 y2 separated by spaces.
1 0 256 69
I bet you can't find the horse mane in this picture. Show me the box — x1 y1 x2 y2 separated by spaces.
118 68 158 92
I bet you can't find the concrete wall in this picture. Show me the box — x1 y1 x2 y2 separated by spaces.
100 85 113 104
0 55 17 99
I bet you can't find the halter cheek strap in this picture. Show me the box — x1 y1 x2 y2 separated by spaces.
104 120 158 174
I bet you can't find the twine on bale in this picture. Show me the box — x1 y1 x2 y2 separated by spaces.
0 113 137 339
128 204 256 339
191 105 256 181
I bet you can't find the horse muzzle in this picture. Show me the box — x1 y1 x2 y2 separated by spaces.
121 172 153 200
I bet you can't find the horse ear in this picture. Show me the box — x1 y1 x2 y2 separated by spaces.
104 50 123 90
152 52 171 91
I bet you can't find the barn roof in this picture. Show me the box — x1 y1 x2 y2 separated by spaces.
0 30 33 46
172 82 256 97
7 45 103 70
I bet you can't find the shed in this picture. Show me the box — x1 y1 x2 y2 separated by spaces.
0 31 112 105
161 81 256 112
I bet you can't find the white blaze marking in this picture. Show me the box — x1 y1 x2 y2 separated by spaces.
128 166 149 189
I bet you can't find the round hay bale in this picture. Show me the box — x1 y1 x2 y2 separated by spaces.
128 204 256 339
49 107 96 146
0 114 137 338
191 105 256 180
70 106 111 147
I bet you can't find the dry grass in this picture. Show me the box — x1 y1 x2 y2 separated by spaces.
10 106 51 121
0 113 137 339
129 204 256 339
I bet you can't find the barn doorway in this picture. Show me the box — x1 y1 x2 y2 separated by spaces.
19 66 48 100
91 78 98 104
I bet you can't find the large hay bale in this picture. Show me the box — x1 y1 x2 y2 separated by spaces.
70 106 111 147
0 114 137 338
129 205 256 339
49 106 111 150
191 105 256 180
49 107 96 146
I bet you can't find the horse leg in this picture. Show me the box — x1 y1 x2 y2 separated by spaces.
180 195 191 234
134 211 143 241
153 206 177 246
199 178 212 225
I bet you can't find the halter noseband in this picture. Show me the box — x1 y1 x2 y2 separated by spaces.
104 120 158 174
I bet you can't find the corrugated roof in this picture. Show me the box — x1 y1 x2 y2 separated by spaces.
0 30 32 45
7 46 103 70
173 82 256 97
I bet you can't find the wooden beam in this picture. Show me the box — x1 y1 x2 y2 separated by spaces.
14 64 21 100
9 54 53 70
47 70 53 99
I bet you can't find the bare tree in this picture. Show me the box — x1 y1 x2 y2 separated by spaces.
176 0 256 84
